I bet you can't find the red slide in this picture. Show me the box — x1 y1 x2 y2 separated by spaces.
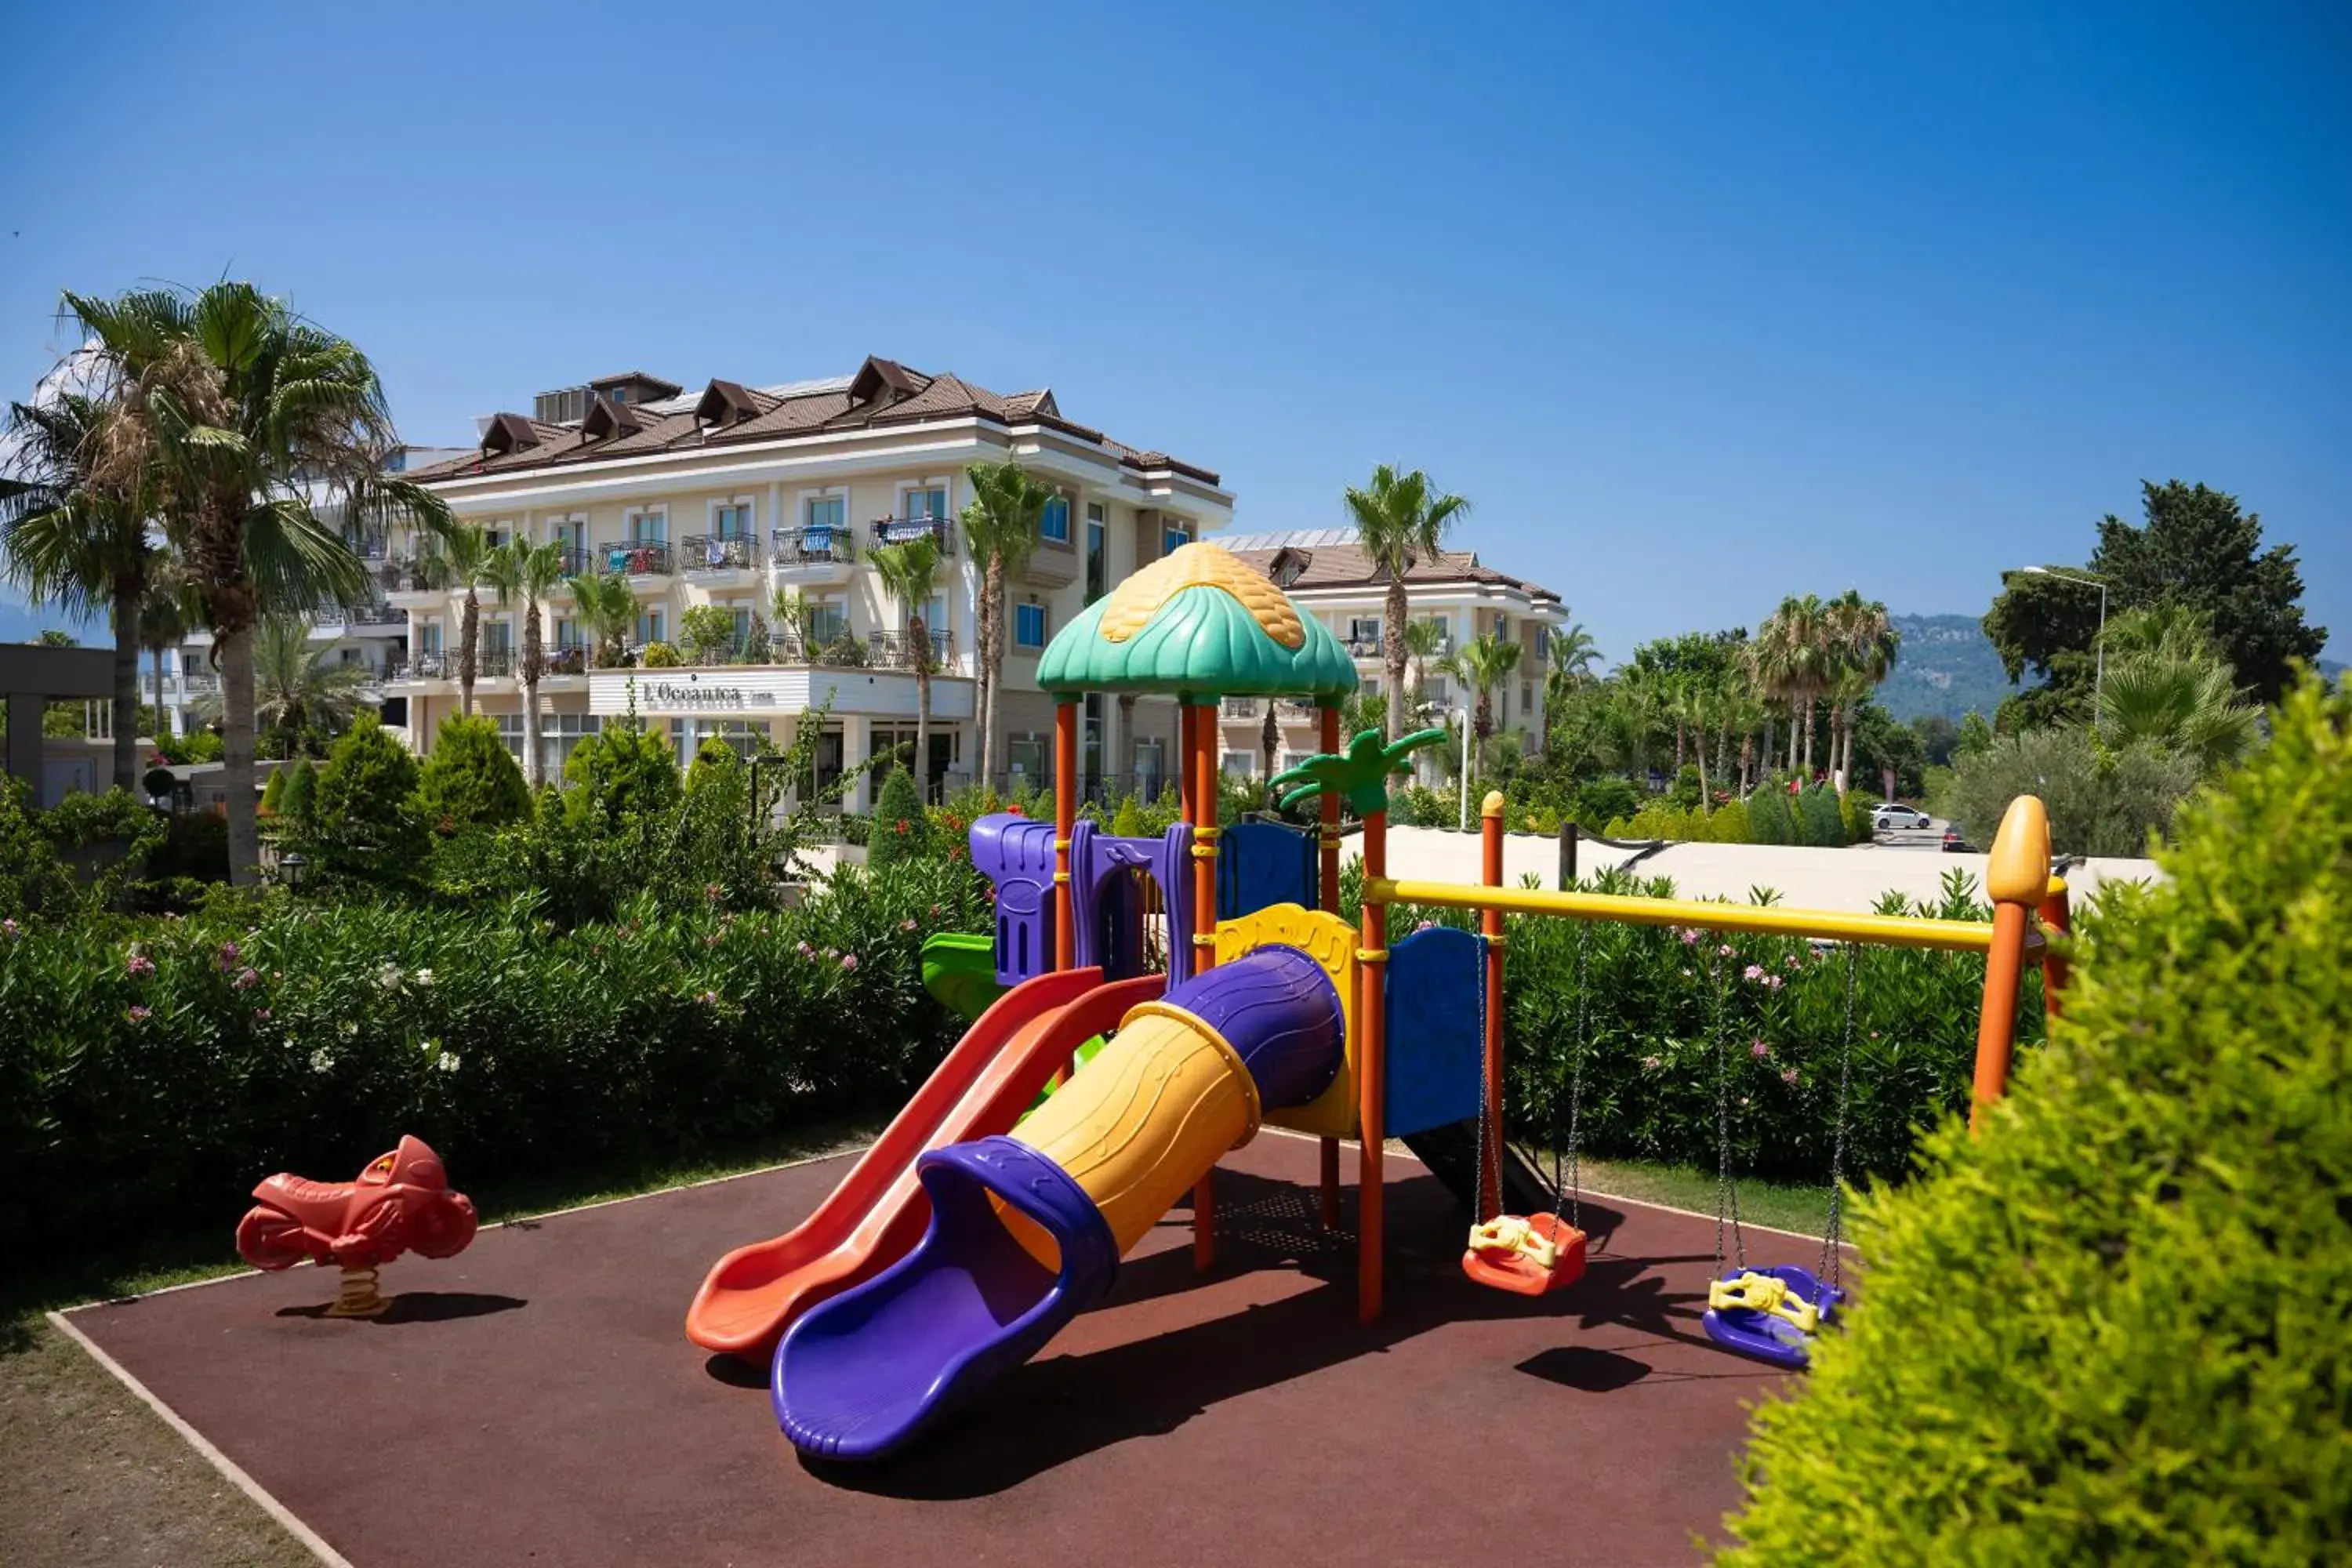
686 965 1163 1363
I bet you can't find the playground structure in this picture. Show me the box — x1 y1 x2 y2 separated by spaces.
689 540 2064 1460
235 1134 479 1317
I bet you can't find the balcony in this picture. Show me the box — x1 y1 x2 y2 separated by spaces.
1221 697 1261 720
771 525 856 586
180 672 220 695
866 630 956 671
1019 536 1079 588
550 545 591 578
682 534 760 574
1278 699 1322 723
379 558 442 598
336 604 409 631
869 516 954 556
597 540 673 578
383 648 513 683
546 644 589 677
1346 637 1382 660
345 533 391 561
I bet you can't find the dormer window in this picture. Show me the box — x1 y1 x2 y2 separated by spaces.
847 355 924 409
1269 546 1312 589
479 412 543 457
695 379 762 430
580 393 644 445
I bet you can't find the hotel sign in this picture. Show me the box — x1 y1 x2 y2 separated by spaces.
588 666 975 720
644 681 749 708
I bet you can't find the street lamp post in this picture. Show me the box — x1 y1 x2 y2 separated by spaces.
2017 565 2109 727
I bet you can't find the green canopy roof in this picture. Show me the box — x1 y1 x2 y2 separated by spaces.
1034 544 1359 701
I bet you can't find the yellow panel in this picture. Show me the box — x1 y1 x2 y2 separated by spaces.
1215 903 1362 1139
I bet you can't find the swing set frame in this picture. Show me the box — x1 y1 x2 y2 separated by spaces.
1350 789 2061 1324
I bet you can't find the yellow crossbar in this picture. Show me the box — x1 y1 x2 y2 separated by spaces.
1367 877 2003 953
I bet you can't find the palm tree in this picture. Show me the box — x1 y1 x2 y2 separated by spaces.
0 383 159 791
63 282 443 882
1673 673 1719 810
1444 632 1523 787
488 539 568 786
1403 616 1449 721
1823 590 1898 790
1751 594 1834 774
2093 607 2258 773
195 615 373 750
568 571 637 670
960 460 1054 793
870 534 943 800
1542 620 1601 753
1343 465 1470 745
431 523 495 716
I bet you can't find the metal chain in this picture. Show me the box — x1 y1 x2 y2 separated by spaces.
1819 942 1861 1288
1711 948 1746 1273
1472 927 1492 1226
1566 919 1590 1230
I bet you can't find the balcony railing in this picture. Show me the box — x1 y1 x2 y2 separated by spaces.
682 534 760 572
383 648 513 681
1221 697 1261 720
1278 699 1321 722
870 516 955 555
378 559 441 594
551 545 590 577
771 525 855 567
335 604 408 630
1346 637 1382 659
345 533 391 561
598 540 673 576
546 644 588 677
180 672 220 694
866 630 956 670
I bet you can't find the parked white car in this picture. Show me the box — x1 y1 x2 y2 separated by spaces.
1872 802 1933 831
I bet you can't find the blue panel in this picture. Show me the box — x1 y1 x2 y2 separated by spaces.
1218 821 1317 920
1385 926 1486 1138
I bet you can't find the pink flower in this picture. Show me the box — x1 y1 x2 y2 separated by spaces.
1718 943 1733 958
127 1005 152 1022
233 967 260 990
704 935 721 948
705 883 724 902
1765 974 1785 990
698 989 720 1006
1784 955 1802 971
930 904 942 916
1869 1030 1881 1040
900 918 918 931
252 1007 271 1023
1751 1039 1770 1059
797 941 814 956
1415 919 1436 932
216 940 240 971
1 918 18 937
1780 1066 1800 1086
840 953 859 971
1641 1054 1663 1071
1678 928 1699 945
1743 964 1766 982
126 953 156 978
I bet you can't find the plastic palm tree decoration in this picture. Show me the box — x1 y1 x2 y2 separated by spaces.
1271 726 1448 817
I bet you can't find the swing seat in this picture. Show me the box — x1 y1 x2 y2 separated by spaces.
1701 1265 1843 1370
1462 1213 1587 1297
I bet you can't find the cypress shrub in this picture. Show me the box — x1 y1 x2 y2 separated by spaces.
312 714 427 884
866 767 931 866
258 766 287 818
1720 677 2352 1564
281 757 318 827
564 718 681 829
1747 786 1798 844
416 714 531 833
684 738 742 796
1711 799 1753 843
1796 784 1844 847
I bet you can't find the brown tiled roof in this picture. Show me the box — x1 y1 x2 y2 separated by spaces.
1226 540 1561 605
404 357 1220 488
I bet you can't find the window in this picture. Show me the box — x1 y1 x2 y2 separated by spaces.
1082 693 1104 796
1221 751 1254 777
804 494 846 532
636 608 665 646
484 620 513 653
485 524 512 550
805 594 848 648
1162 518 1194 557
1008 735 1046 781
713 503 751 539
626 508 666 543
1040 494 1071 545
550 515 586 552
540 713 601 778
1348 616 1382 648
1084 503 1108 603
1014 603 1047 650
1281 751 1313 773
1134 737 1166 801
673 717 767 766
1521 681 1534 713
1492 612 1510 640
491 713 526 762
1533 624 1549 657
1425 677 1450 708
554 616 579 648
419 622 442 654
902 485 947 522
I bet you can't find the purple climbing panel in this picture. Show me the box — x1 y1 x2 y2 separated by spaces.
1067 818 1196 988
970 814 1057 984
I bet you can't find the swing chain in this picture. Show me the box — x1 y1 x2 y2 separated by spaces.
1565 918 1589 1231
1472 931 1492 1226
1818 942 1861 1289
1711 947 1747 1273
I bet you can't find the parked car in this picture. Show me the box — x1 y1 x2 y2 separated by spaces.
1942 827 1974 853
1872 802 1933 832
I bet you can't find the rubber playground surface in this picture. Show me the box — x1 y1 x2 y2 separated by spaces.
65 1134 1814 1566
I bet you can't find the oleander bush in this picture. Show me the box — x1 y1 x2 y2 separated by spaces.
1719 674 2351 1565
0 858 992 1255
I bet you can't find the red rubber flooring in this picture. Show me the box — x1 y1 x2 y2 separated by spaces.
68 1133 1820 1566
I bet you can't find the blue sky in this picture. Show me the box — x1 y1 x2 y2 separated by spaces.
2 2 2343 663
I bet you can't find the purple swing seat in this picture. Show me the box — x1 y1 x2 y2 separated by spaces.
1700 1264 1844 1370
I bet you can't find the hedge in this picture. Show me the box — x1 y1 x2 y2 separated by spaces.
0 860 987 1256
1719 676 2351 1563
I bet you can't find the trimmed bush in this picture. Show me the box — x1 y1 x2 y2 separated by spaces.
416 714 531 833
641 641 683 668
1720 678 2350 1563
311 714 428 885
281 757 318 827
1796 783 1845 847
259 766 288 817
684 737 742 796
866 767 931 867
1711 799 1753 843
1746 786 1798 844
564 717 681 829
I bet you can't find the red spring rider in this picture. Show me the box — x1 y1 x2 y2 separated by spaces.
236 1135 478 1316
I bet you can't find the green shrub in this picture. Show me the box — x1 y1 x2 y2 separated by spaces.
416 714 531 833
1796 784 1845 847
1719 676 2351 1565
1944 728 2197 858
1668 764 1702 810
867 767 931 867
259 766 288 817
1711 799 1753 843
1108 794 1146 838
679 604 737 665
153 728 223 765
564 717 681 830
0 778 78 921
312 713 428 884
1744 786 1798 844
641 641 683 668
281 757 318 827
685 738 742 795
1838 789 1871 844
1573 776 1641 831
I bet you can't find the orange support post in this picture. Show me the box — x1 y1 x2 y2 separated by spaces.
1969 797 2052 1133
2038 876 2072 1022
1190 698 1220 1270
1053 701 1076 974
1357 805 1389 1323
1317 702 1343 1229
1479 791 1506 1221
